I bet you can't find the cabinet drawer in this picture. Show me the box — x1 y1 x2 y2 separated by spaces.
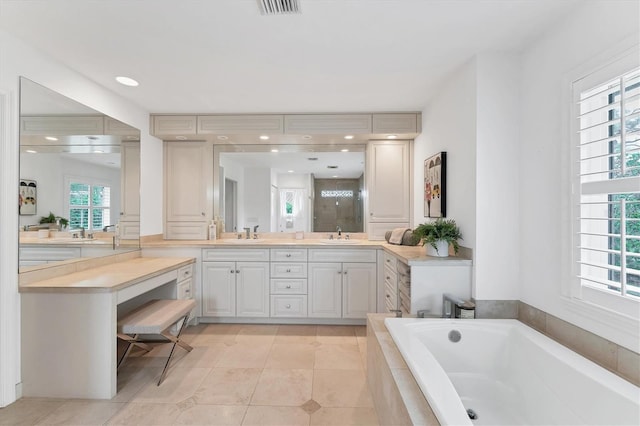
384 280 398 306
202 248 270 262
384 263 397 285
177 277 193 299
166 222 208 240
308 249 376 263
270 248 308 262
270 279 307 294
383 251 397 268
270 262 307 278
270 295 308 317
178 264 193 281
19 247 81 261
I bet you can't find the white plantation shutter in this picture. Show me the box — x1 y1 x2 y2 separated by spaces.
572 50 640 315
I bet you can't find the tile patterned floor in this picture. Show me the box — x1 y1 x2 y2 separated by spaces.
0 324 379 425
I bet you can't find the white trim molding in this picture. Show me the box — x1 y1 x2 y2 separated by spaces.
0 88 20 407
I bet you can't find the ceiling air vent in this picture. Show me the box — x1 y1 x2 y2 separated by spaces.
258 0 301 15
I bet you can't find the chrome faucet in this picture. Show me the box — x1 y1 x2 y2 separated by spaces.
102 224 116 232
442 293 467 318
243 227 251 239
72 227 85 239
253 225 259 239
336 226 342 239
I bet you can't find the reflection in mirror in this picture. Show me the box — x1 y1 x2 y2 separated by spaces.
18 77 141 271
215 145 365 233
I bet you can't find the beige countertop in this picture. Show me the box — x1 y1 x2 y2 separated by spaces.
142 238 472 265
19 257 195 294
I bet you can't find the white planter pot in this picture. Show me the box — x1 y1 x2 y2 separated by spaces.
425 240 449 257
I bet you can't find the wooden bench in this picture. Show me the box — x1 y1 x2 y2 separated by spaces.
117 299 196 385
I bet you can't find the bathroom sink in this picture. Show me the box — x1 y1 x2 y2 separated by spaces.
319 239 360 244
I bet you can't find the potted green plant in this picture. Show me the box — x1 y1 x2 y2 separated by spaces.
412 218 462 257
39 212 69 230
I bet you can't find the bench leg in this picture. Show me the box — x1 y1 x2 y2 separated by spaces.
157 314 193 385
116 333 154 369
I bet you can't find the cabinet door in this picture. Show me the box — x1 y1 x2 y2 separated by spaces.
165 142 212 239
342 263 377 319
308 263 342 318
367 140 410 222
202 262 236 316
120 141 140 222
236 262 270 317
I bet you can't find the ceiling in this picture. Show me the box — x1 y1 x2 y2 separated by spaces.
0 0 581 115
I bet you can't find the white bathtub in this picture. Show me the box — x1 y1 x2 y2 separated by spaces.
384 318 640 426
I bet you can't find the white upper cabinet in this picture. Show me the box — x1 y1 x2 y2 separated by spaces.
120 141 140 223
197 115 284 135
283 114 372 135
153 115 198 136
372 113 419 135
21 115 104 135
150 113 421 139
164 141 212 239
367 140 411 224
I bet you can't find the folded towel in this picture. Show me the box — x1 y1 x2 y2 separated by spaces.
389 227 410 244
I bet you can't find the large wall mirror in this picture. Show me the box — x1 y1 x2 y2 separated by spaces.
18 77 141 271
214 145 365 234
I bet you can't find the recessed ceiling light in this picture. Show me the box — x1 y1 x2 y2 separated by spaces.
93 150 104 153
341 149 349 152
45 136 58 141
332 175 339 178
217 135 229 140
302 135 312 140
288 170 294 173
175 135 187 140
260 135 270 140
344 135 354 140
115 76 139 87
271 149 279 153
387 135 398 139
25 149 37 154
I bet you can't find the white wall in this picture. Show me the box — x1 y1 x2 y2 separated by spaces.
243 168 271 232
414 58 478 293
19 154 121 229
0 29 160 406
475 53 520 300
518 0 640 350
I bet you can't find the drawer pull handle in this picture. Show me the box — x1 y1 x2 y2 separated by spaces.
286 269 291 273
386 276 390 279
236 270 240 273
386 294 390 298
185 289 190 293
286 285 292 289
286 254 292 257
230 270 235 274
343 271 348 275
286 304 291 309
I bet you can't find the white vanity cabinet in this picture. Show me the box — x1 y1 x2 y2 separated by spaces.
366 140 411 239
201 248 270 317
308 249 377 319
270 248 309 318
164 141 213 239
19 246 82 267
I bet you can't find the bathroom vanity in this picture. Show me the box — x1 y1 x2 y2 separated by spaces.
19 253 195 399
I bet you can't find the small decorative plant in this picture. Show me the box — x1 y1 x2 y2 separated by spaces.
39 212 69 229
413 218 462 256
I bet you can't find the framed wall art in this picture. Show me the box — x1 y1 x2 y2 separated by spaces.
19 179 37 215
424 152 446 218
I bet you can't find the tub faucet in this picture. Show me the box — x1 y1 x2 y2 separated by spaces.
442 293 467 318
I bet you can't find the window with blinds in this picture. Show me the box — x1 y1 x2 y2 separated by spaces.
573 55 640 308
69 182 111 231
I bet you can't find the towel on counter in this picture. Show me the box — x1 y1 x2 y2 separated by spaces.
388 227 411 245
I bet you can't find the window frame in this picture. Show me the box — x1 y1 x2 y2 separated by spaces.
569 49 640 320
64 175 113 232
